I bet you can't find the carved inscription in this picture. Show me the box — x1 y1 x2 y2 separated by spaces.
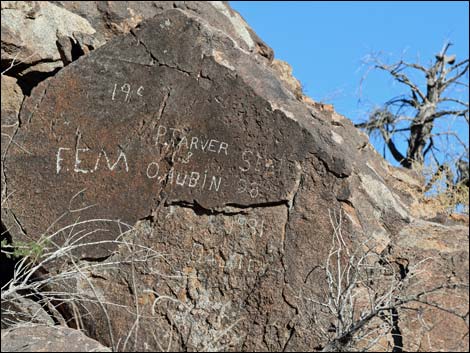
111 82 144 102
146 164 222 192
54 88 287 198
3 10 307 272
155 125 229 155
186 214 268 274
56 143 129 175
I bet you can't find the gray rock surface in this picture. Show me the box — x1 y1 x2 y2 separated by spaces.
1 2 95 70
1 325 111 352
1 293 55 329
1 2 468 352
1 1 272 76
389 220 469 352
1 75 23 204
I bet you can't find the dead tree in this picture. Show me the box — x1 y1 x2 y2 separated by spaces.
356 43 469 173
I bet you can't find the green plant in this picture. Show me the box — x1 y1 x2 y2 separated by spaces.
1 238 51 261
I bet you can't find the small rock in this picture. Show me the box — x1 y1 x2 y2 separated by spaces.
1 325 111 352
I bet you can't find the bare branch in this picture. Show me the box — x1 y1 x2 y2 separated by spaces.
400 61 427 72
381 129 407 166
448 58 470 73
443 60 469 89
312 209 469 352
376 63 427 102
439 97 469 107
432 109 469 119
1 52 40 76
359 44 468 177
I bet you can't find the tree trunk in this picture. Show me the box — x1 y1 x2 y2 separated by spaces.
406 104 436 169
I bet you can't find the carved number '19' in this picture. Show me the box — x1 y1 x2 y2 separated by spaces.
111 83 144 103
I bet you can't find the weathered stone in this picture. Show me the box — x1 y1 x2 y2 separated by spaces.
387 220 469 352
3 8 317 260
1 1 96 68
1 2 468 352
1 7 407 350
1 293 55 328
1 1 273 81
1 75 23 125
271 59 303 99
1 76 23 202
1 325 111 352
52 1 273 61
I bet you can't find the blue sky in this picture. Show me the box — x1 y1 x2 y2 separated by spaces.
231 1 469 166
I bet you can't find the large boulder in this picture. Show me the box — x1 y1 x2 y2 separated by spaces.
1 2 468 352
1 1 272 79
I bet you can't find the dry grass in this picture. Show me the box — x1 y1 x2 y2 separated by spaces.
0 214 181 351
301 209 469 352
419 162 469 216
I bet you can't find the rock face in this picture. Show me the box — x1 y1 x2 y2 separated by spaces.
1 76 23 200
390 221 469 352
1 325 111 352
1 2 272 78
1 2 468 352
1 2 95 68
